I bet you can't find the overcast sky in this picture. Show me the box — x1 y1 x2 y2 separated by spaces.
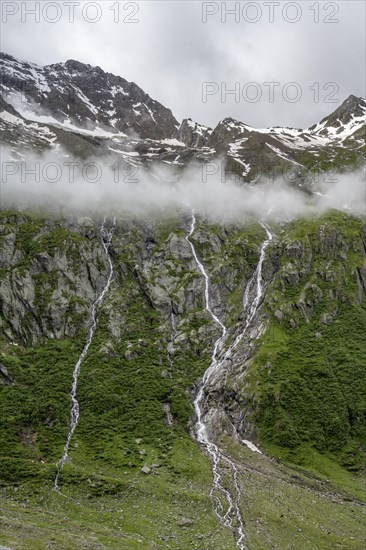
1 1 365 129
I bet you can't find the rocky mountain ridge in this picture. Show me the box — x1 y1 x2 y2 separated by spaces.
0 52 179 139
1 52 365 184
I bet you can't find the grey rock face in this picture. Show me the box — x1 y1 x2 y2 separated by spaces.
0 53 179 140
0 364 14 385
0 231 24 269
0 217 111 344
176 118 212 148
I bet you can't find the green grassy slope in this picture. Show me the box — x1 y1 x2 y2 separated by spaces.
247 213 366 474
0 209 365 549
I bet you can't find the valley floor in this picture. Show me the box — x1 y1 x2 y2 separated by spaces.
1 437 365 550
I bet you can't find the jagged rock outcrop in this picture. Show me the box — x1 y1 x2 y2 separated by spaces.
176 119 212 148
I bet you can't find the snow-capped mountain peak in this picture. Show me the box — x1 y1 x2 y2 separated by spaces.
0 52 178 140
0 53 365 184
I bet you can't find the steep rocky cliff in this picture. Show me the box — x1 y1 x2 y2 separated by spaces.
1 207 365 549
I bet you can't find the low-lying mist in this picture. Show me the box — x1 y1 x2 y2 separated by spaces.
1 147 365 224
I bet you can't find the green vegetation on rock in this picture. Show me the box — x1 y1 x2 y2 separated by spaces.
0 208 365 549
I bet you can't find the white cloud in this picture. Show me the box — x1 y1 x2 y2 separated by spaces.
1 146 365 221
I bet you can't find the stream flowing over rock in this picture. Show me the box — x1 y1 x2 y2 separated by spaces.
0 51 365 550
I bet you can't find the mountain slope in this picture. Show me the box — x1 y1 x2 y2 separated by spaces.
0 52 179 139
0 53 366 550
0 209 365 550
1 53 365 185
